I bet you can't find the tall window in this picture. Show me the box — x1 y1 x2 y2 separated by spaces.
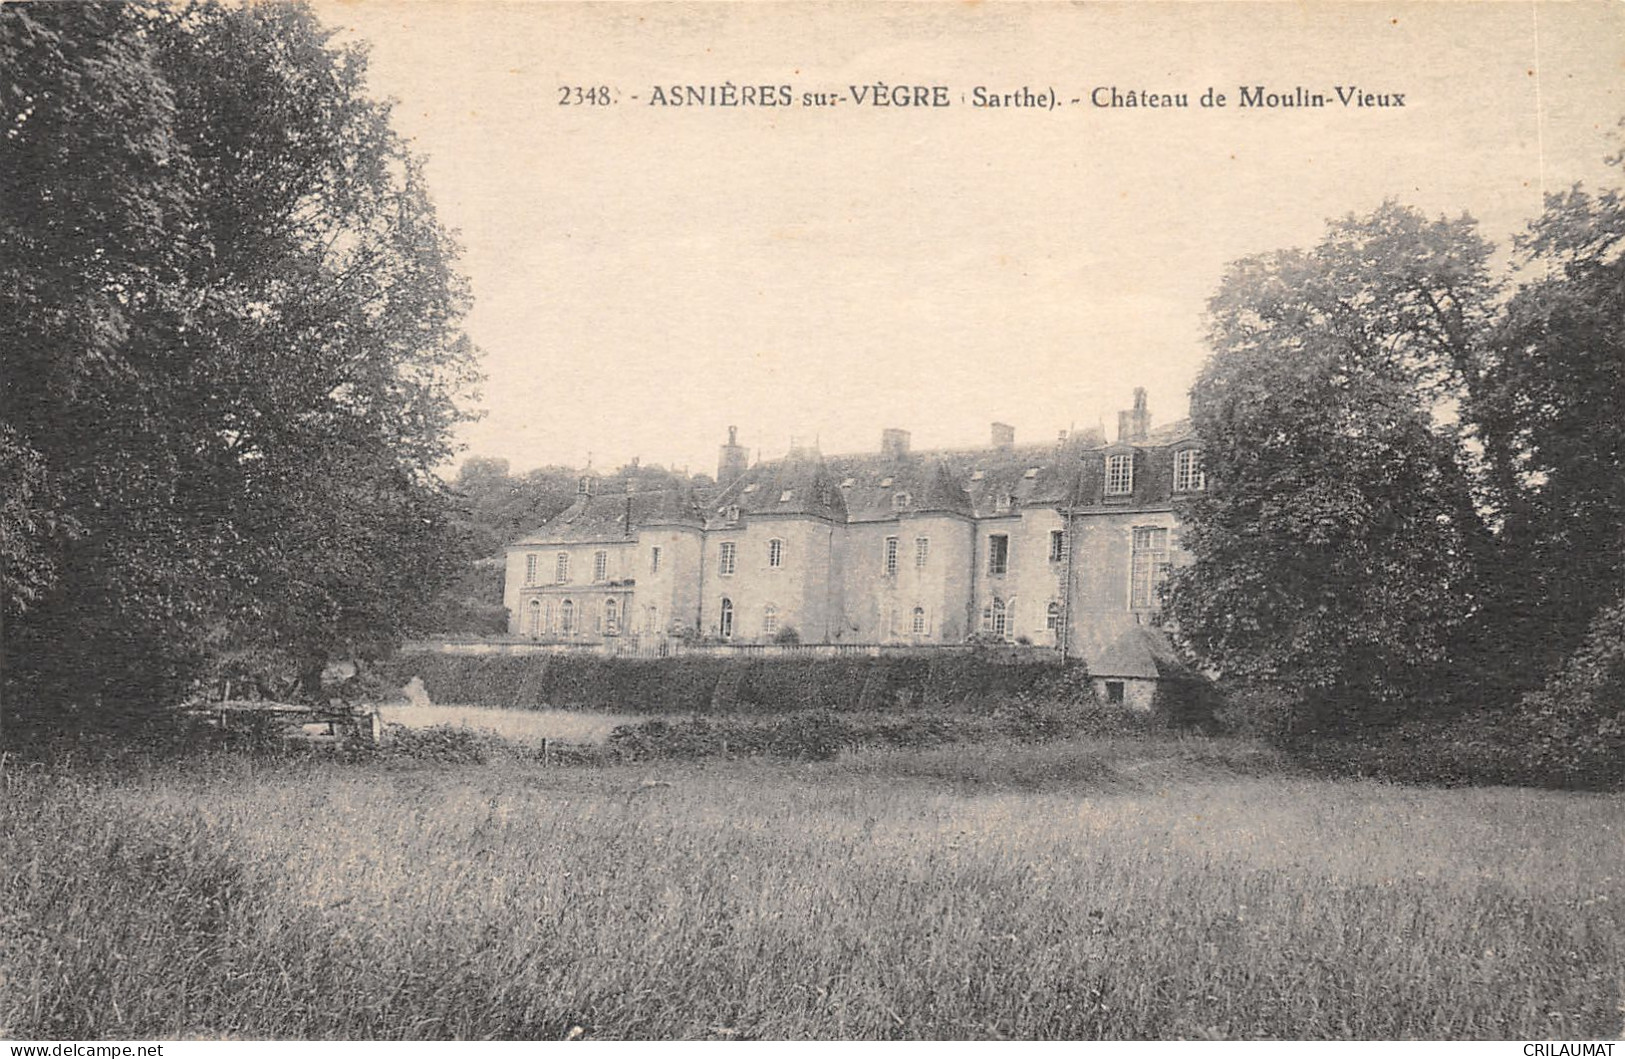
884 537 899 576
650 546 661 573
1174 448 1206 492
719 541 736 576
1106 453 1134 496
593 550 608 583
1130 526 1171 610
555 552 570 584
720 597 734 639
525 553 538 585
763 603 778 636
912 606 926 635
561 599 575 635
645 605 659 633
526 599 542 637
545 600 555 632
768 538 783 568
915 537 930 567
1046 601 1061 630
988 534 1009 576
1049 529 1065 563
604 599 618 634
981 598 1008 639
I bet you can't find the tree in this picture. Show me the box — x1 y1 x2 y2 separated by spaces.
1477 177 1625 682
2 1 479 727
1165 204 1493 727
2 2 224 728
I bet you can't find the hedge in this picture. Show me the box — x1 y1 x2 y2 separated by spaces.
370 651 1085 716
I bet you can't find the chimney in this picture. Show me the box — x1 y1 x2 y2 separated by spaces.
881 428 911 460
991 422 1015 448
717 425 748 485
1116 390 1152 442
1131 387 1150 441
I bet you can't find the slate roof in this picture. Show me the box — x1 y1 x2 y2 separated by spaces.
713 424 1176 524
512 481 704 545
1078 622 1201 681
710 452 849 522
513 416 1195 543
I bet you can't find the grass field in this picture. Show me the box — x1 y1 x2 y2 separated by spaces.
377 703 651 744
2 734 1621 1040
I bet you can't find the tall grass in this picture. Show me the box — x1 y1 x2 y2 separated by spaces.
2 737 1620 1040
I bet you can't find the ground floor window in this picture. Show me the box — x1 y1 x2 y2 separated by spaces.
561 599 575 635
912 606 926 635
605 598 619 634
763 603 778 636
1046 601 1061 630
720 597 734 639
526 599 542 637
981 598 1009 639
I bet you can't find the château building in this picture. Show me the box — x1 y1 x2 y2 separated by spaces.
502 389 1203 705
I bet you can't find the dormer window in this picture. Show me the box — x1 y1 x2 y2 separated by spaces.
892 491 911 510
743 483 758 493
1174 448 1206 493
1023 467 1039 479
879 476 893 487
1106 453 1134 497
970 470 985 481
577 476 594 496
840 477 856 489
726 505 740 523
779 490 794 503
994 493 1013 514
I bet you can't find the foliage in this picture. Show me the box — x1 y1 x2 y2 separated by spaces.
1505 585 1625 788
1476 176 1625 683
1166 203 1490 726
1 1 479 729
372 652 1087 715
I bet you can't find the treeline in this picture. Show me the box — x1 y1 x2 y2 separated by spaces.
1166 174 1625 785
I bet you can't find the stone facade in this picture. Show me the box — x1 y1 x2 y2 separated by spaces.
502 390 1203 693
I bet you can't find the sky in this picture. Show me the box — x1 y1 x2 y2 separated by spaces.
317 1 1623 478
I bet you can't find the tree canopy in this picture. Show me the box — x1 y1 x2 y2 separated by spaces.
2 1 480 728
1169 165 1625 737
1165 205 1490 724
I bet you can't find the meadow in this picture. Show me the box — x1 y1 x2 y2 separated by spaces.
2 731 1621 1040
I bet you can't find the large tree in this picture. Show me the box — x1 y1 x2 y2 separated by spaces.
1477 177 1625 682
2 1 479 727
1165 204 1494 727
